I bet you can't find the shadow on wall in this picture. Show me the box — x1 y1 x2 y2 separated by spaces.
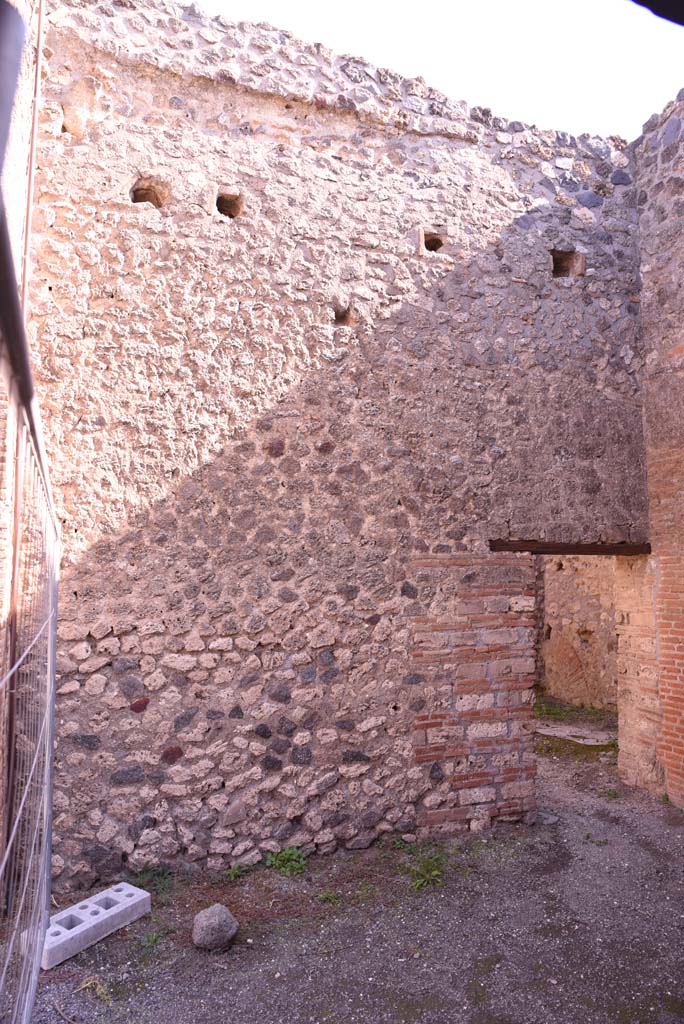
44 165 647 880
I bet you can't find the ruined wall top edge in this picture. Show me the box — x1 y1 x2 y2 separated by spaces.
48 0 637 153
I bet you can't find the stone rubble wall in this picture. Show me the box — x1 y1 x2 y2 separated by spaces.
540 556 618 710
43 0 490 143
633 92 684 802
29 0 650 887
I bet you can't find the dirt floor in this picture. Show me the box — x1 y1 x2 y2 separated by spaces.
32 703 684 1024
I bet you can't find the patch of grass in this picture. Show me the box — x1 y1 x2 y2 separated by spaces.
533 690 613 724
661 793 670 805
409 846 446 892
130 864 173 902
266 847 307 877
74 975 112 1005
317 889 341 906
534 696 577 721
605 788 620 800
138 924 175 953
225 863 254 882
391 837 418 855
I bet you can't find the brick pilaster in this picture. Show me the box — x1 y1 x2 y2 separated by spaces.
408 552 537 834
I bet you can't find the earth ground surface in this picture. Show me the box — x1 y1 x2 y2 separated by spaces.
32 699 684 1024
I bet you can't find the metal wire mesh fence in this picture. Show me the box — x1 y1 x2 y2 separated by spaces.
0 2 59 1021
0 389 58 1024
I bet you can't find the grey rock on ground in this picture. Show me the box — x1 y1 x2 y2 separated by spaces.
192 903 239 950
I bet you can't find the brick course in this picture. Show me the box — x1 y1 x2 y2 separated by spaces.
409 554 536 834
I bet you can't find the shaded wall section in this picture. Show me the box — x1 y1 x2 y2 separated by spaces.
29 1 648 886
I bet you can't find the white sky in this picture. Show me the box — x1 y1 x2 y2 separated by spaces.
196 0 684 139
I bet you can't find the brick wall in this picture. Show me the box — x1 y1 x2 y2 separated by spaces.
634 93 684 805
645 449 684 801
409 553 537 834
615 556 662 790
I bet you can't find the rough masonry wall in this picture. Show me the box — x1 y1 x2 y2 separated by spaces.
633 92 684 803
30 0 647 886
541 556 617 710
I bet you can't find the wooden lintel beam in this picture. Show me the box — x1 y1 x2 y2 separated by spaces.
488 540 652 557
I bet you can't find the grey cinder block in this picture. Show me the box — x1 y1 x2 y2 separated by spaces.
41 881 151 969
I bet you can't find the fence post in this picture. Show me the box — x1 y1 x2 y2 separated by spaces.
3 424 25 900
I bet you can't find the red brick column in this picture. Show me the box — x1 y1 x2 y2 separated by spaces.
408 552 537 835
647 447 684 804
615 555 662 791
633 98 684 807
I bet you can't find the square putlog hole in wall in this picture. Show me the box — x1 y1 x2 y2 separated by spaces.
130 176 169 209
423 230 446 252
216 192 244 218
333 303 354 326
551 249 586 278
